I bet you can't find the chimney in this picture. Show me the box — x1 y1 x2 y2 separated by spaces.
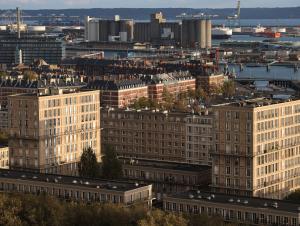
16 7 21 39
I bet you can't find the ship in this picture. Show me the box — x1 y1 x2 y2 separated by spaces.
212 27 233 39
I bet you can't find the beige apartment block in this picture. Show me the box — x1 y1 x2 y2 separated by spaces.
186 113 213 165
8 89 101 175
0 146 9 169
212 98 300 199
101 108 214 165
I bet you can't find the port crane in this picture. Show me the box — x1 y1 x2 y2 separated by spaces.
227 0 241 27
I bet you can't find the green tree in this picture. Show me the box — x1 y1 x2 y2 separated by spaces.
221 80 236 98
101 145 123 179
162 87 174 110
195 88 208 101
0 71 7 78
78 147 100 178
285 189 300 202
0 132 8 146
138 209 188 226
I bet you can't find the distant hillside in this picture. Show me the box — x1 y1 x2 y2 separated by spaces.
16 7 300 20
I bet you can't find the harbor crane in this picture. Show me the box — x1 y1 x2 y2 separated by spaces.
227 0 241 27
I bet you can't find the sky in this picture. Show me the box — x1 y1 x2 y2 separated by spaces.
0 0 299 9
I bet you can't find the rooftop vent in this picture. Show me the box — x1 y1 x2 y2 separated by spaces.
189 194 194 199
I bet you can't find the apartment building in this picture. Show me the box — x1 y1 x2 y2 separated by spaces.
101 108 187 162
0 169 152 206
212 98 300 199
8 89 101 175
101 108 213 165
164 190 300 226
0 78 86 108
197 73 225 93
88 71 196 108
0 108 8 134
88 80 148 108
186 113 213 165
0 146 9 169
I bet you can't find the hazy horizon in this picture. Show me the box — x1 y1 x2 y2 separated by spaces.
0 0 299 10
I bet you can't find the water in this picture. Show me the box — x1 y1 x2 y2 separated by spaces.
212 34 300 46
0 18 299 27
213 19 300 27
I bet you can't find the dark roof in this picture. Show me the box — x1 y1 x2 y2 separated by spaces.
0 169 149 192
168 190 300 214
88 79 146 90
120 158 210 172
0 79 86 89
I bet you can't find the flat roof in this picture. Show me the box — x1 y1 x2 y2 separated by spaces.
213 97 299 109
0 169 149 192
120 158 210 172
168 190 300 213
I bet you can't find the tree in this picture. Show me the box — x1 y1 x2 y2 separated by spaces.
285 189 300 202
0 132 8 146
0 71 7 78
138 209 188 226
23 70 38 81
162 87 174 110
78 147 100 178
221 80 236 98
101 145 123 179
195 88 208 101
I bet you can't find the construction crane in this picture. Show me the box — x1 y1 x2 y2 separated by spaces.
227 0 241 27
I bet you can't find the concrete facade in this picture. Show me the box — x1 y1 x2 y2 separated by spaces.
8 89 101 175
212 98 300 199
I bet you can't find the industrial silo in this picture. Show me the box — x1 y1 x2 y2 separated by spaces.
195 19 202 49
206 19 212 49
188 20 196 48
99 20 109 41
181 20 189 48
200 19 206 49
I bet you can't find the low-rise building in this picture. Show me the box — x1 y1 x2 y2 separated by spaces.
0 169 152 206
164 190 300 226
121 158 211 197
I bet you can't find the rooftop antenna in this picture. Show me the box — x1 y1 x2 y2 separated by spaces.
16 7 21 39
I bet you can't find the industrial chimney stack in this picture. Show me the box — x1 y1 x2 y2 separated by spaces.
16 7 21 39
